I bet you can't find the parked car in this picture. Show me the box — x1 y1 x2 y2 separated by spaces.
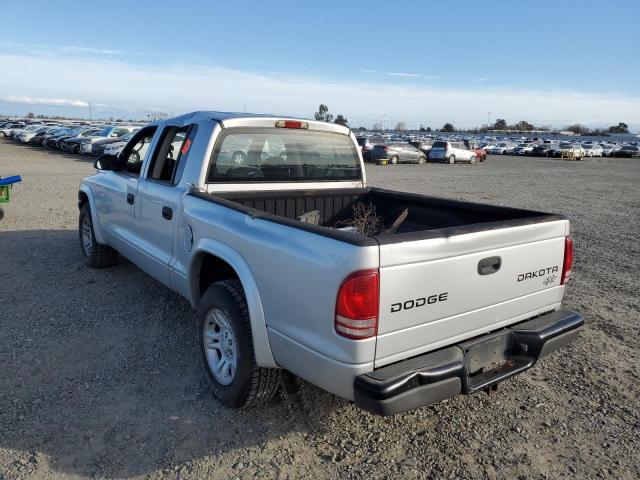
531 144 556 157
513 144 535 155
356 136 386 162
429 141 477 163
599 143 617 157
91 131 138 156
0 123 26 137
78 111 582 415
581 144 603 157
60 128 103 153
29 127 66 146
409 140 433 157
14 125 47 142
613 145 640 157
77 125 136 154
371 143 427 164
44 127 91 149
549 143 583 159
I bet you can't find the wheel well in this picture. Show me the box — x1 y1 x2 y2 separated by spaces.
78 191 89 210
198 254 240 296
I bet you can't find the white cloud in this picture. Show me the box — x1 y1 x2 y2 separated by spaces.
471 77 490 83
1 94 89 108
0 41 122 55
361 69 440 80
0 53 638 129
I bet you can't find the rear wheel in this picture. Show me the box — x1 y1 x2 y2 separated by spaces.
198 279 280 409
448 155 455 164
79 205 118 268
390 156 399 165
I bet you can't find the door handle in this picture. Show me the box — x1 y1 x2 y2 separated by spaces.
162 206 173 220
126 193 135 205
478 256 502 275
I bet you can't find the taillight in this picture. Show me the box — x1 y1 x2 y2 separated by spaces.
275 120 308 129
561 236 573 285
335 270 379 339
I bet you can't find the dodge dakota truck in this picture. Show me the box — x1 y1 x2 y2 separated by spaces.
78 111 583 415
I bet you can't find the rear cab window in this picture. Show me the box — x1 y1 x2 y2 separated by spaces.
206 128 361 182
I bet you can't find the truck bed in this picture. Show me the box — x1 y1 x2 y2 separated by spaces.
193 187 563 245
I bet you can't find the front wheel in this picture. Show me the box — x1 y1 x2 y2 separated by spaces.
469 155 477 164
198 279 280 409
79 205 118 268
418 155 426 164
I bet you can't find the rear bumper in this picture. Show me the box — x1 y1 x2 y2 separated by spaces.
354 309 583 416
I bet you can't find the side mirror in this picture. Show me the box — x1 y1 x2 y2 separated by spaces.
94 154 120 171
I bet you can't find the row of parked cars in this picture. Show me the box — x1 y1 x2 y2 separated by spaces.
483 140 640 159
0 119 141 157
357 137 487 165
356 132 640 164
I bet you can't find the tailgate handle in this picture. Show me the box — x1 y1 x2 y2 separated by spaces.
478 256 501 275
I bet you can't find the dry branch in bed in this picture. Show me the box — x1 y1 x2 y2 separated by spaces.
335 202 385 237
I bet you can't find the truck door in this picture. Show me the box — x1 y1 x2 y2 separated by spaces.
92 126 157 259
133 125 196 287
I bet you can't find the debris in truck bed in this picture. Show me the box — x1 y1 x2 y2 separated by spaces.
335 201 385 237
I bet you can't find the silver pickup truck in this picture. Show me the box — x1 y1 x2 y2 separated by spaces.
78 111 583 415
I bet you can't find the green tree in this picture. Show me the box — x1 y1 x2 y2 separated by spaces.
334 114 348 126
608 122 629 134
442 123 455 132
26 112 35 119
493 118 507 130
314 104 334 123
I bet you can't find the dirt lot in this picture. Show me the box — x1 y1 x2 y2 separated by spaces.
1 140 639 480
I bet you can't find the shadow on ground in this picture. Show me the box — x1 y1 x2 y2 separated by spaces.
0 230 344 478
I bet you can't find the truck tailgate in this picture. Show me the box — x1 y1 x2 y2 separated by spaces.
375 219 569 367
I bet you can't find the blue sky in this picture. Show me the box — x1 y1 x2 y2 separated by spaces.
1 0 639 129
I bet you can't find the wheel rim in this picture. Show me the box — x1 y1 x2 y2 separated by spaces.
81 216 93 257
203 308 237 385
391 156 398 164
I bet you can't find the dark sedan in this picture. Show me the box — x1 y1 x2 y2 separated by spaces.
531 144 556 157
370 143 427 165
613 145 640 157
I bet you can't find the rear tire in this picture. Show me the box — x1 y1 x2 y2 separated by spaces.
79 205 118 268
390 156 399 165
198 279 280 409
448 155 455 164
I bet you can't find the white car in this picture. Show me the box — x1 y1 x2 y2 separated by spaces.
429 140 478 163
78 125 137 154
582 144 602 157
0 122 26 137
513 144 534 155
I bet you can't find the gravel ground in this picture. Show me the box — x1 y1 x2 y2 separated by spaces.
1 141 639 480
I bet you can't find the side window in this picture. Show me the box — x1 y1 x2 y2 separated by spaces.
146 125 195 184
121 127 157 177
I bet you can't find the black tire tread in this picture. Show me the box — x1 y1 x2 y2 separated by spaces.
80 205 118 268
211 279 280 408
